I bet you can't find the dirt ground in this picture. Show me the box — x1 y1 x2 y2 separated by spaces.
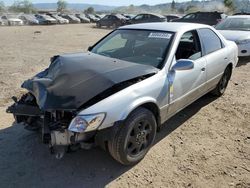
0 24 249 188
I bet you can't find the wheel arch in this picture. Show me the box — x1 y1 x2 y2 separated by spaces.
124 101 161 128
227 62 233 79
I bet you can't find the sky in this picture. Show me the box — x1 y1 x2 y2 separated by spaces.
3 0 188 6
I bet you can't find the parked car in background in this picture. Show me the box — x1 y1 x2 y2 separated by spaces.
35 14 57 25
75 14 90 23
19 14 39 25
96 14 106 19
164 14 180 22
49 14 69 24
96 14 127 28
129 13 166 24
1 15 23 26
216 15 250 57
86 14 100 22
172 11 227 26
60 14 81 24
7 22 238 165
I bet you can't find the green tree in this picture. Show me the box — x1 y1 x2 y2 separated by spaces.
0 1 5 12
9 0 36 13
127 4 135 13
171 0 176 12
224 0 235 12
84 7 95 14
57 0 67 13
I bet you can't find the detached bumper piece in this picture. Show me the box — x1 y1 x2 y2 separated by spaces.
6 103 42 117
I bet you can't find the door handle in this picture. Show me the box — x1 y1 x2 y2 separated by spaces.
224 57 228 60
201 67 206 71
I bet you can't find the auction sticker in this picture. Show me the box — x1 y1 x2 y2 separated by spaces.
148 32 172 39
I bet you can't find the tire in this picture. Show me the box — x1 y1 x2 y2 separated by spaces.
108 107 157 165
96 23 101 28
211 66 232 96
112 23 117 28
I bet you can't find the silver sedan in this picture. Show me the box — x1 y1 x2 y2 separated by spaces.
7 23 238 165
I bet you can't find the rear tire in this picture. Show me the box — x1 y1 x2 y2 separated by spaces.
108 107 157 165
96 23 101 28
211 66 232 96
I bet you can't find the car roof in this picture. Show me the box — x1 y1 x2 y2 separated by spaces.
119 22 210 33
228 15 250 19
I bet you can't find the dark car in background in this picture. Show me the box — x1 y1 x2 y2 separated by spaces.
164 14 180 22
96 14 127 28
129 13 166 24
172 11 227 26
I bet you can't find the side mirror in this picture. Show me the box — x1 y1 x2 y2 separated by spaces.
88 46 93 51
172 59 194 71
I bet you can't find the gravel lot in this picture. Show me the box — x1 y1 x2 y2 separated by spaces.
0 24 249 188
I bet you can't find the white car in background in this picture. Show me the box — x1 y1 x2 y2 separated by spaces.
216 15 250 57
1 15 23 26
50 14 69 24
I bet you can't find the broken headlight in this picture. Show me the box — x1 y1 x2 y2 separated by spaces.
68 113 105 133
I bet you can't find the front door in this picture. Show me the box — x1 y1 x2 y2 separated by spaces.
166 30 207 118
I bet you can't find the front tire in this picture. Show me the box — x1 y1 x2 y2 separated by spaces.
108 107 157 165
211 66 232 96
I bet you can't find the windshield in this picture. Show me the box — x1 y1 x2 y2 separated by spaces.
216 17 250 31
91 29 174 68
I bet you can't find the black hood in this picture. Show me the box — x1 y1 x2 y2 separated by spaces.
22 52 159 110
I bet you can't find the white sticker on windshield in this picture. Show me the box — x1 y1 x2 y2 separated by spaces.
148 33 172 39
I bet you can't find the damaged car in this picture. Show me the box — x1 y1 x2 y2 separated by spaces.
7 23 238 165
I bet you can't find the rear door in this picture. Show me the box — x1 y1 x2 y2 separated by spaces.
197 28 228 90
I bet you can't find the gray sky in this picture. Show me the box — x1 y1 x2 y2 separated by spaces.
3 0 189 6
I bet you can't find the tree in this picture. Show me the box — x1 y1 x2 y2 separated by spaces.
171 0 176 12
224 0 235 12
0 1 5 12
127 4 135 13
9 0 36 13
84 7 95 14
57 0 67 13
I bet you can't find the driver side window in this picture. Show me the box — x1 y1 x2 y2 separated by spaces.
175 30 202 61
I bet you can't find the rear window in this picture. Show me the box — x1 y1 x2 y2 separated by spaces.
198 28 223 55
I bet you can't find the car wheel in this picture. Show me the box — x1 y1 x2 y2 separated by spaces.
112 23 117 28
108 107 157 165
211 66 232 96
96 23 101 28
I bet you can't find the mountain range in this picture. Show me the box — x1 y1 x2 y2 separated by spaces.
33 1 250 13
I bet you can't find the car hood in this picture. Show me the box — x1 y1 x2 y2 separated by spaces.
22 52 159 110
218 30 250 42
